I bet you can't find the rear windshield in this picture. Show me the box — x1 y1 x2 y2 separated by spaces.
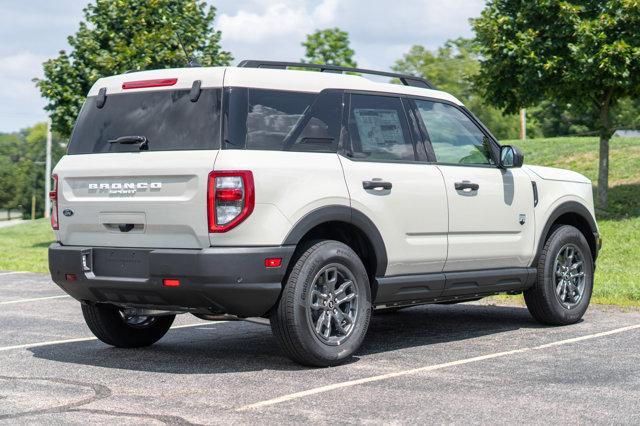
68 88 222 154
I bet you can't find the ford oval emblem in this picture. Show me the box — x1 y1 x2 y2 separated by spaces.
62 209 74 217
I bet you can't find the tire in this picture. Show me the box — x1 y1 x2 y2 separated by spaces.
524 225 594 325
81 303 175 348
270 240 372 367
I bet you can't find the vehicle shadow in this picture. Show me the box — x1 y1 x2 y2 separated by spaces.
30 303 543 374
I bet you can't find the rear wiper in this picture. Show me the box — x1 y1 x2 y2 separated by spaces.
108 135 148 150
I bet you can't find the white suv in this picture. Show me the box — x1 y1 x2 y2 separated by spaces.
48 61 600 366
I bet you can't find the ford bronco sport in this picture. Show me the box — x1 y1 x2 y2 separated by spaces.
48 60 600 366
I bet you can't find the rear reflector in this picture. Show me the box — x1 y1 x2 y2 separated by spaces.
265 258 282 268
50 174 59 230
122 78 177 90
65 274 77 282
162 278 181 287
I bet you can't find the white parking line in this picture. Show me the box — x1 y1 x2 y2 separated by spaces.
236 323 640 411
0 322 221 352
0 295 70 305
0 271 29 277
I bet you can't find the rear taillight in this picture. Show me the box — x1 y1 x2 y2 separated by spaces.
50 174 59 230
208 171 254 233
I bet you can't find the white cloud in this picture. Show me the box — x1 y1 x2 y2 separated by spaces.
218 3 312 44
218 0 484 69
312 0 338 24
0 52 48 130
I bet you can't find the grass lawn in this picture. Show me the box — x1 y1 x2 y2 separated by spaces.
0 136 638 306
0 218 53 273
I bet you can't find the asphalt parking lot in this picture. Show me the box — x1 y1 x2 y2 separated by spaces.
0 270 639 425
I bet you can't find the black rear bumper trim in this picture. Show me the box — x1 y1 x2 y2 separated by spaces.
49 243 295 317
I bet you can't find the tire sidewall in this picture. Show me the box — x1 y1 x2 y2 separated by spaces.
289 241 371 364
540 226 594 323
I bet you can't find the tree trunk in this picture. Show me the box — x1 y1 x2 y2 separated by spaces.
598 133 609 208
597 89 614 210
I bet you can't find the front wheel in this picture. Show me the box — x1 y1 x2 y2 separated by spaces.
524 225 594 325
270 240 372 367
81 303 175 348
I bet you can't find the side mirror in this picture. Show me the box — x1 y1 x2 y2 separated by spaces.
500 145 524 168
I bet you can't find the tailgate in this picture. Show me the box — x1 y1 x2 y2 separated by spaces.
55 151 217 248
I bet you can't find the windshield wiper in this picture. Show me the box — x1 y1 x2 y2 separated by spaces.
108 135 148 150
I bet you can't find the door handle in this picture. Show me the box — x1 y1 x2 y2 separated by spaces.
454 181 479 191
363 180 392 190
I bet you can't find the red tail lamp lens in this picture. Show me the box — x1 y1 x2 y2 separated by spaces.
265 258 282 268
162 278 181 287
207 170 255 233
65 274 77 282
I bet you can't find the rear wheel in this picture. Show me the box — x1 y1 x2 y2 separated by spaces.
270 240 372 367
81 303 175 348
524 225 594 325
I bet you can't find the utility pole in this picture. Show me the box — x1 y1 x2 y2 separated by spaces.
44 118 52 218
519 108 527 141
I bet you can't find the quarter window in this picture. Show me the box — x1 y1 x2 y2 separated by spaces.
224 88 340 152
347 94 416 161
415 100 493 165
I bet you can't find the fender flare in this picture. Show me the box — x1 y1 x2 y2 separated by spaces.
283 205 388 277
532 201 599 266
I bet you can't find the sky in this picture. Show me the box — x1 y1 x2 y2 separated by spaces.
0 0 485 133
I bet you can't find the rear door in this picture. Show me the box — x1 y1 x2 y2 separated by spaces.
54 77 224 248
412 99 535 271
339 92 448 277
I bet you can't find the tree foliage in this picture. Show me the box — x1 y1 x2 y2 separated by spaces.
473 0 640 207
36 0 232 138
302 28 357 67
0 124 66 218
393 38 520 140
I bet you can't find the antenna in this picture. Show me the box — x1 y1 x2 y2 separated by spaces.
174 30 200 67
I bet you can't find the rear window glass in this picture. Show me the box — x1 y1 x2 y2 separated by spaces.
224 88 341 152
68 88 222 154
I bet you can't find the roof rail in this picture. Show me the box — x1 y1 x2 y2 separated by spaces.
236 60 435 90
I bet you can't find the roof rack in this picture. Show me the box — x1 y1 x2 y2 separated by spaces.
236 60 435 90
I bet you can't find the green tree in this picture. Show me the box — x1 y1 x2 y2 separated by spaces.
302 28 357 67
473 0 640 208
393 38 520 140
36 0 232 138
0 124 66 218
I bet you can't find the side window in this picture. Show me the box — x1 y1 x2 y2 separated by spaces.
245 89 314 150
347 94 416 162
224 88 340 152
288 91 342 152
414 100 494 165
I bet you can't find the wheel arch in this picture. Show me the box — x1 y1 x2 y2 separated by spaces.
532 201 599 266
283 205 388 281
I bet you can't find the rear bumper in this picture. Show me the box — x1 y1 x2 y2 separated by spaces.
49 243 295 317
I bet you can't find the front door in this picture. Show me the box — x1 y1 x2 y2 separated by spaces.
412 99 535 271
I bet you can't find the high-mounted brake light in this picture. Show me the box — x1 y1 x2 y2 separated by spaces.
208 171 254 233
122 78 177 90
50 174 59 230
